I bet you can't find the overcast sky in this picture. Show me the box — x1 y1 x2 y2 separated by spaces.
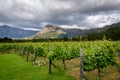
0 0 120 30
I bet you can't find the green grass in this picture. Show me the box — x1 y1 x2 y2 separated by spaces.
0 54 75 80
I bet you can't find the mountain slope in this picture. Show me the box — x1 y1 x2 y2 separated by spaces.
59 22 120 38
30 22 120 39
59 28 101 38
30 24 66 38
0 25 38 38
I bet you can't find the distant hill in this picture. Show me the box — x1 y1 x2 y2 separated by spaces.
58 28 101 38
30 24 91 39
59 22 120 38
0 25 38 38
30 22 120 39
1 22 120 39
30 24 66 38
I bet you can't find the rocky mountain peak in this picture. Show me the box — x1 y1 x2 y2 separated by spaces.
40 24 65 34
29 24 66 38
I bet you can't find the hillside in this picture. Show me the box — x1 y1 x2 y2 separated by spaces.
0 25 38 38
30 22 120 39
30 24 66 38
0 22 120 39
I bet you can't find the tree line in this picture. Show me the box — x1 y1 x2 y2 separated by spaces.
82 25 120 41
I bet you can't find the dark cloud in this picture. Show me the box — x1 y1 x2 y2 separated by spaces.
0 0 120 30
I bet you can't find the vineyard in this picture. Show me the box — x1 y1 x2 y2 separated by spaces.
0 41 120 80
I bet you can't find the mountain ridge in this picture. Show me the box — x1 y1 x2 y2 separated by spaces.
30 22 120 39
30 24 66 38
0 22 120 39
0 25 38 38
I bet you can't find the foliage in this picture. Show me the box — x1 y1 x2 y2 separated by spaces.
0 41 119 79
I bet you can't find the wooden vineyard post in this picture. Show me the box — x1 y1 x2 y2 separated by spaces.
62 59 66 70
18 48 21 56
26 48 29 62
48 46 52 73
34 46 36 62
14 47 17 54
49 58 52 73
22 47 24 57
80 49 83 80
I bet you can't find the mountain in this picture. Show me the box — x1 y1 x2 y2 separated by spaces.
60 22 120 38
1 22 119 39
30 22 120 39
102 22 120 30
0 25 38 38
59 28 101 38
30 24 66 38
30 24 102 38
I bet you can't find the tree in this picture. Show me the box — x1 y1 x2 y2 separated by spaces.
105 26 120 40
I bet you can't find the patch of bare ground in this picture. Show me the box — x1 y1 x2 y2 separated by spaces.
66 58 120 80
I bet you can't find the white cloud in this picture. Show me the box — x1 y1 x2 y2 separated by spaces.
21 28 40 31
0 0 120 29
60 25 89 30
85 12 120 28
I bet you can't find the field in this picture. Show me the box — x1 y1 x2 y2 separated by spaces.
0 53 75 80
0 41 120 80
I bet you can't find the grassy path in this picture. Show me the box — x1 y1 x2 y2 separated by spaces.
0 54 75 80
